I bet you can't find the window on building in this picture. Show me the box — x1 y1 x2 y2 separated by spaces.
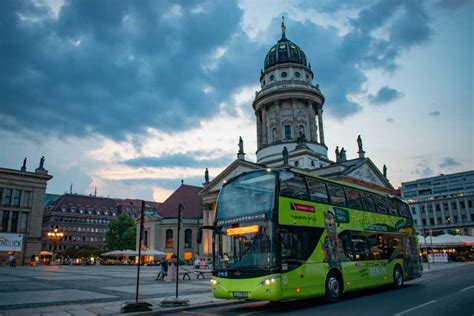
428 205 433 212
422 219 426 226
10 212 18 232
453 215 458 223
144 230 148 247
471 214 474 222
284 124 292 140
452 202 457 210
445 216 451 224
411 207 416 214
443 203 449 210
21 191 30 208
460 201 466 209
435 204 441 212
165 229 173 248
437 217 442 224
306 178 329 204
184 229 192 248
461 214 466 222
327 184 346 207
420 205 425 213
429 218 434 225
468 200 473 208
1 211 9 232
4 189 12 206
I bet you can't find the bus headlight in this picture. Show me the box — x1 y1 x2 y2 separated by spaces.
210 279 219 286
259 276 280 286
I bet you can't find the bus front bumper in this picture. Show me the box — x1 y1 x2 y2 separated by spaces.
211 275 282 301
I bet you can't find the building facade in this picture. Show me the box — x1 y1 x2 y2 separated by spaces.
198 21 395 260
401 170 474 236
42 194 160 253
136 184 203 262
0 160 52 265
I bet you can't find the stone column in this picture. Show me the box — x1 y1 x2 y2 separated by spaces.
261 107 267 146
291 98 298 141
256 110 262 149
317 107 325 145
308 102 317 142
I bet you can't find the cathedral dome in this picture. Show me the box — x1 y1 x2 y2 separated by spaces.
264 19 307 70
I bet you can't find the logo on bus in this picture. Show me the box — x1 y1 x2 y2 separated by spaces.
290 203 315 213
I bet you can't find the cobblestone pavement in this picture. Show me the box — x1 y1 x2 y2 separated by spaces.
0 265 212 315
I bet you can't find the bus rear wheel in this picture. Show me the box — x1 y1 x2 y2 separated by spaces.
325 271 342 303
393 265 404 288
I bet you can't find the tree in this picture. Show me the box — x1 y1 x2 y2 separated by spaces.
105 213 136 250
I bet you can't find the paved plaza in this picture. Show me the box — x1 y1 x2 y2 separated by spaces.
0 265 219 315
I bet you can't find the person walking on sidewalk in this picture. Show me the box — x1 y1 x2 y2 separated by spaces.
9 254 16 268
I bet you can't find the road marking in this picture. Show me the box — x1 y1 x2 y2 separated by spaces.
460 285 474 292
394 300 437 316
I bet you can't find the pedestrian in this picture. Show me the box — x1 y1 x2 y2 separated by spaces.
9 254 16 268
193 256 200 270
30 254 36 267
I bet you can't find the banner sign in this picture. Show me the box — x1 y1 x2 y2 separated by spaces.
290 203 315 213
0 233 23 252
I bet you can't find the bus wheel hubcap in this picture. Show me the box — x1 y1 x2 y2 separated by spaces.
395 270 402 285
329 277 339 296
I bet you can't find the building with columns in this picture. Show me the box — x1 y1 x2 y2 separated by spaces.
198 20 394 259
254 20 330 169
0 158 52 265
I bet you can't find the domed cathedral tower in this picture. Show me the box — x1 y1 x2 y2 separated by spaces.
254 18 331 169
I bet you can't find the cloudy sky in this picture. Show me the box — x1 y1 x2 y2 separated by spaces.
1 0 472 201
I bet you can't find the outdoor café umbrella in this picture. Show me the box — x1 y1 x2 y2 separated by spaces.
40 251 53 256
141 249 166 256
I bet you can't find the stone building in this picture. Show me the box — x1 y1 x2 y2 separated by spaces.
136 184 202 262
401 170 474 236
42 194 160 253
0 158 52 265
198 20 394 259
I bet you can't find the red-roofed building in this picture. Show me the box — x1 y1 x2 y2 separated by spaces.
136 184 203 262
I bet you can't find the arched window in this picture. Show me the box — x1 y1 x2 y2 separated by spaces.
143 230 148 247
184 229 192 248
165 229 173 248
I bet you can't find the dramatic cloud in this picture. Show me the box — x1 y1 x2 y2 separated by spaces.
0 0 435 141
439 157 461 168
429 110 441 116
369 86 403 105
123 151 233 168
411 159 434 178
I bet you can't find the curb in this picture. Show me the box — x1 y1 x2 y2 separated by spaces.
101 298 248 316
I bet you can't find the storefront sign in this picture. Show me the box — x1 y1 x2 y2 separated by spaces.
0 233 23 252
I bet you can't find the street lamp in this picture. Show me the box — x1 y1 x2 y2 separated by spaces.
47 228 64 248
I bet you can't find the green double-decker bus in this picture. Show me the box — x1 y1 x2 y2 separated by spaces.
209 168 422 302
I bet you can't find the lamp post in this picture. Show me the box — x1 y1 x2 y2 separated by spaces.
47 228 64 265
121 200 152 313
160 203 189 307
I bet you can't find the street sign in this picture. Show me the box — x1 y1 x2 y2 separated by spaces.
0 233 23 252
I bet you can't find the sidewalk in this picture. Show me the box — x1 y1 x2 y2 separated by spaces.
0 292 240 316
422 261 472 273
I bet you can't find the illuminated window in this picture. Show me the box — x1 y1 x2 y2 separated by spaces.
184 229 192 248
165 229 173 248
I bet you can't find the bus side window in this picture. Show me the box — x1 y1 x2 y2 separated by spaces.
398 201 411 218
338 230 353 260
351 233 370 261
374 196 388 214
280 174 309 200
345 188 363 210
327 184 347 207
361 192 377 212
387 199 399 216
307 178 329 203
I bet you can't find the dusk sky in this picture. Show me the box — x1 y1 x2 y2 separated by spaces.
1 0 472 202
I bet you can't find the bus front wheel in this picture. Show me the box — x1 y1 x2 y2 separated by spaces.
325 271 342 303
393 265 404 288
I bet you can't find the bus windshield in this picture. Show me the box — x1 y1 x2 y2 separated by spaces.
216 220 275 272
216 171 276 220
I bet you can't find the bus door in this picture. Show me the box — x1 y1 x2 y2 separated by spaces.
279 226 325 298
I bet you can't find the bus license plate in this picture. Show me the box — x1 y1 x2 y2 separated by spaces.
233 291 248 298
